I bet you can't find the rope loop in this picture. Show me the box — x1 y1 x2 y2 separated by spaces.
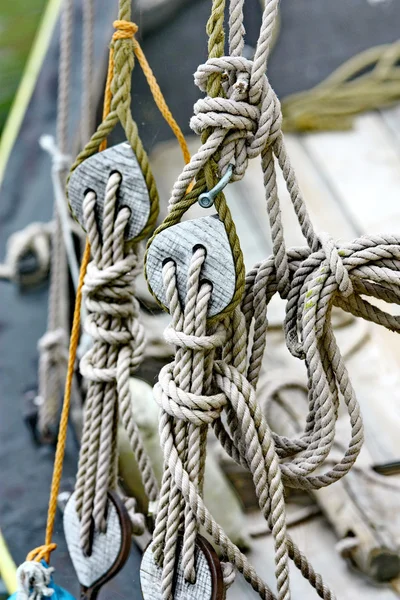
26 544 57 564
317 232 353 298
155 363 227 426
163 322 226 350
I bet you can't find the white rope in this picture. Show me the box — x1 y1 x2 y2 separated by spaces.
15 562 54 600
74 172 158 553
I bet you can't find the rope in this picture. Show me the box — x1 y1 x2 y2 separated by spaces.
36 0 77 442
0 222 53 286
69 11 191 243
74 175 158 552
81 0 95 144
282 41 400 132
145 1 400 598
28 241 91 564
145 0 247 324
20 0 190 575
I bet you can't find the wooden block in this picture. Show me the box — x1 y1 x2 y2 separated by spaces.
140 536 225 600
68 142 150 241
146 215 236 317
63 491 132 595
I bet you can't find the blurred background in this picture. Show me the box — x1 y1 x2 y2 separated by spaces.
0 1 47 132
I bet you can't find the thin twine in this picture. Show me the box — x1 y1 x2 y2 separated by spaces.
27 241 91 564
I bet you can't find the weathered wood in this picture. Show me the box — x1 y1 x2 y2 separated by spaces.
140 536 225 600
146 215 236 317
64 491 132 595
68 142 150 241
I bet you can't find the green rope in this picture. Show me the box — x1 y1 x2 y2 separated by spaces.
68 0 159 243
145 0 246 324
282 42 400 132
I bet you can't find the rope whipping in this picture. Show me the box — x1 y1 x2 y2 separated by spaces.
145 1 400 598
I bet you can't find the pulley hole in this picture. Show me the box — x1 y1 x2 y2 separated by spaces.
83 187 96 198
192 243 207 257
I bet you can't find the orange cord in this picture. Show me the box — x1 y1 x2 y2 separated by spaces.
28 241 91 563
28 20 191 565
100 20 191 165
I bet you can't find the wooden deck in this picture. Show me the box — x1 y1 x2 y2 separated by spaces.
149 106 400 599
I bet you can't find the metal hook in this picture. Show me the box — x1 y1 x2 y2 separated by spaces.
198 164 234 208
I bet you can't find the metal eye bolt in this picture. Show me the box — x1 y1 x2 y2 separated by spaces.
198 164 234 208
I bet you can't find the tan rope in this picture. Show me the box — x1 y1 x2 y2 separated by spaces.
145 1 400 599
74 173 158 552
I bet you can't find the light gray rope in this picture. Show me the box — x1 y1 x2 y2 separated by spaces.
151 255 337 599
153 255 275 598
149 0 400 598
74 172 158 553
81 0 95 144
0 222 53 286
36 0 74 440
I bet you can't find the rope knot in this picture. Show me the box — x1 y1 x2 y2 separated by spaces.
191 56 282 181
154 363 227 425
163 322 226 350
80 254 145 379
112 20 138 41
318 232 353 298
16 560 55 599
40 135 71 172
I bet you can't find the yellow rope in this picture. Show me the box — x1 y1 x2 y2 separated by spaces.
99 20 190 164
27 241 91 564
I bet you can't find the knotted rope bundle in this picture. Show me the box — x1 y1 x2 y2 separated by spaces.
243 235 400 493
74 171 158 553
151 253 335 600
14 0 193 586
146 0 400 599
